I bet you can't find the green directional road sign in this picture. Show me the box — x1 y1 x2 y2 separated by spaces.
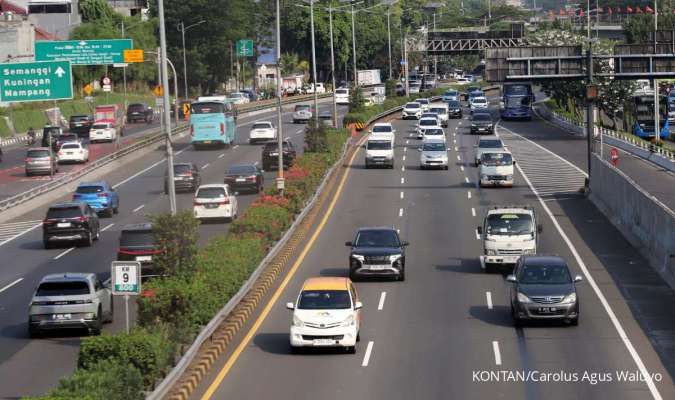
236 39 254 57
0 60 73 103
35 39 133 65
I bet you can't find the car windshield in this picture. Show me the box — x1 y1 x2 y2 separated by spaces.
253 123 272 130
120 230 154 247
479 140 503 148
354 230 400 247
430 108 446 114
418 99 429 104
36 281 90 296
445 91 457 96
448 101 461 108
421 113 437 119
420 119 437 126
128 104 146 111
406 103 420 109
423 142 446 151
70 116 89 121
196 187 227 199
76 186 104 194
27 150 50 158
191 102 225 114
425 129 444 136
298 290 351 310
295 105 310 111
336 89 348 94
46 206 81 219
486 214 533 236
227 165 256 174
482 152 513 166
92 124 109 129
372 125 392 133
61 143 80 149
505 96 530 107
473 114 491 122
518 263 572 285
367 140 391 150
43 127 59 135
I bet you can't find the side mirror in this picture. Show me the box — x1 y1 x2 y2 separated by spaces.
286 302 295 310
418 147 422 151
506 275 517 283
537 224 543 233
476 226 483 234
344 241 352 247
574 275 583 283
354 301 363 310
401 241 410 247
513 160 516 165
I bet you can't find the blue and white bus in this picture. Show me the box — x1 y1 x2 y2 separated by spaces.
190 97 237 148
500 83 533 120
630 94 669 140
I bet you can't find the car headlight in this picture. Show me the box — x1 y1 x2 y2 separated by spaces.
522 248 535 255
389 254 402 262
560 293 577 304
293 315 304 327
485 248 498 256
341 315 356 327
506 175 513 180
84 312 95 319
351 254 364 261
517 292 532 303
471 124 477 128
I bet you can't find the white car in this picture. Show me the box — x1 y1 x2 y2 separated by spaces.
479 151 515 187
335 88 350 105
370 122 395 136
287 277 362 353
193 184 238 221
57 142 89 163
89 122 116 143
409 82 421 94
429 104 449 127
421 127 446 143
401 102 422 119
416 98 431 111
305 83 326 94
416 117 440 139
365 133 395 168
419 138 448 170
474 136 505 166
228 92 250 105
292 104 313 123
249 121 277 144
470 96 489 112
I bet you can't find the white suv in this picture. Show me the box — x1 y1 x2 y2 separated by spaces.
401 102 422 119
249 121 277 144
335 88 350 104
89 122 117 143
193 184 238 221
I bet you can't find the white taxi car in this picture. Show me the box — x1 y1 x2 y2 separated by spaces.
193 184 238 221
248 121 277 144
57 142 89 163
287 277 362 353
89 122 117 143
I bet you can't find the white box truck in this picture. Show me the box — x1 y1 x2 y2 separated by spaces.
357 69 382 86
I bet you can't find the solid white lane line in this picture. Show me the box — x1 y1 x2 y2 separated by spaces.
475 229 481 240
132 204 145 213
218 153 225 159
0 278 23 294
101 223 115 232
401 177 405 184
54 247 75 260
378 292 387 310
492 341 502 366
460 166 464 171
400 191 404 199
471 207 476 217
467 191 472 199
201 163 210 170
486 292 493 310
398 208 403 217
465 177 470 184
362 341 374 367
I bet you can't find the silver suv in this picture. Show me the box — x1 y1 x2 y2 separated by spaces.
28 273 113 337
25 147 58 176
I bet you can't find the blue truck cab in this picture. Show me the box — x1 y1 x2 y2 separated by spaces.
190 97 237 148
500 83 533 120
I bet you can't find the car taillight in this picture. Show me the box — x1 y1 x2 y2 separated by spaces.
220 123 225 135
190 125 194 136
79 150 83 154
218 198 230 205
42 219 55 225
25 158 32 162
97 193 108 198
246 175 256 181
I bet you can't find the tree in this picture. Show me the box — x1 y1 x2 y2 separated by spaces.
150 211 200 277
79 0 118 23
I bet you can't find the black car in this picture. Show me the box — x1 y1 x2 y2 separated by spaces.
346 227 409 281
508 256 582 326
117 223 159 277
447 100 463 119
164 162 201 194
470 113 494 134
69 115 93 137
42 202 100 248
224 164 264 193
463 86 482 101
41 126 62 151
262 140 296 170
126 103 153 123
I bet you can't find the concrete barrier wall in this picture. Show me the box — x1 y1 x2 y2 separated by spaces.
589 154 675 288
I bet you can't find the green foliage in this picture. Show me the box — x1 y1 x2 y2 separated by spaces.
385 80 397 98
349 87 366 113
79 0 119 23
230 203 291 245
304 118 329 153
150 210 200 277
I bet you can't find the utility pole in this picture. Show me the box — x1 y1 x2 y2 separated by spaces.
403 34 409 96
309 0 319 123
654 0 660 146
586 45 594 179
157 0 176 215
275 0 284 194
387 7 392 80
121 21 127 109
351 2 358 86
328 5 338 127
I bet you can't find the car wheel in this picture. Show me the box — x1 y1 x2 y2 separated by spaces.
511 304 522 327
398 268 405 281
43 240 52 249
104 206 114 218
444 165 449 170
28 325 41 338
349 271 358 282
106 296 114 323
474 161 479 167
568 316 579 326
290 345 301 354
113 202 119 214
346 345 356 354
90 307 102 336
81 231 93 247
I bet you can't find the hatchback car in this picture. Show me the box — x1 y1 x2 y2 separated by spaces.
164 162 201 194
470 113 494 135
262 140 296 170
249 121 277 144
429 105 449 127
419 139 448 170
224 164 264 193
72 181 119 217
25 147 58 176
416 98 431 111
474 137 504 166
42 202 100 248
126 103 153 123
507 256 582 326
293 104 313 124
470 96 489 112
417 117 440 139
401 102 422 119
69 115 94 137
57 142 88 164
193 184 238 221
28 273 113 337
286 277 362 353
117 223 159 271
447 100 463 119
346 227 408 281
89 122 117 143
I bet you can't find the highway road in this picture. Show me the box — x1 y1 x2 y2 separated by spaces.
189 103 675 400
0 99 346 399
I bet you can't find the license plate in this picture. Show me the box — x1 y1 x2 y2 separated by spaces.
538 307 557 313
312 339 335 346
369 265 389 270
236 178 246 182
136 256 152 262
270 152 278 156
66 152 73 155
203 141 212 144
75 123 82 126
53 314 71 320
57 222 71 228
204 203 219 209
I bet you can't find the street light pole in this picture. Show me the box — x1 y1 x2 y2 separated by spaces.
309 0 319 123
328 5 338 127
178 20 205 100
276 0 285 194
121 21 127 109
351 2 358 86
387 7 392 80
157 0 176 215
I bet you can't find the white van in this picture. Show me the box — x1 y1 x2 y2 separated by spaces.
365 133 395 169
479 151 515 187
335 88 350 105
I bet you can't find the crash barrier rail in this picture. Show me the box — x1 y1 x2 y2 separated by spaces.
147 94 442 399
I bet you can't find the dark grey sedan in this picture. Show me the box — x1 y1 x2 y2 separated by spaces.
507 256 582 326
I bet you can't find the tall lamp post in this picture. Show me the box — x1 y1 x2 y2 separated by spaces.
157 0 176 214
275 0 285 193
177 20 205 100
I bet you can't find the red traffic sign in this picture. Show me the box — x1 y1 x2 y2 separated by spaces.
102 76 111 85
610 147 619 166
